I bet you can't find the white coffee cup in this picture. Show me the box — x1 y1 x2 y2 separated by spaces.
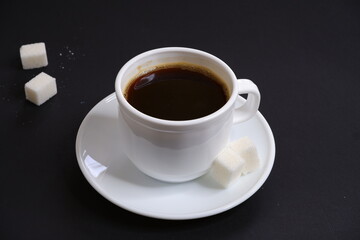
115 47 260 182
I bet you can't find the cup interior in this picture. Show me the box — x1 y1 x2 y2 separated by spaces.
115 47 239 131
118 48 236 97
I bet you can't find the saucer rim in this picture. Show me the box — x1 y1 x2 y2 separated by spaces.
75 93 276 220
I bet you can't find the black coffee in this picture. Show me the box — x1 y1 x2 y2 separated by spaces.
124 63 229 121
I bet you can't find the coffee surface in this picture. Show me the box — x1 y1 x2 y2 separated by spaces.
125 64 229 121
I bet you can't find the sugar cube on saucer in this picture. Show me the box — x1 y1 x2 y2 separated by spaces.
211 137 260 188
210 147 246 187
25 72 57 106
20 42 48 69
229 137 260 174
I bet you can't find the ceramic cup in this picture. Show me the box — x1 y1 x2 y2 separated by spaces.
115 47 260 182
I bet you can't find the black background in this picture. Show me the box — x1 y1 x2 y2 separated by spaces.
1 0 359 239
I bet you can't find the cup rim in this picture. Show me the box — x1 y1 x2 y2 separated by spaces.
115 47 238 128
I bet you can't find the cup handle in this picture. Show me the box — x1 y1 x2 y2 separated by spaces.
233 79 261 124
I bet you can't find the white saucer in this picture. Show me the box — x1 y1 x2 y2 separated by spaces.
75 93 275 220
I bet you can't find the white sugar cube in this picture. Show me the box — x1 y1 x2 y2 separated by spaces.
25 72 57 106
229 137 260 174
210 147 245 187
210 137 260 188
20 42 48 69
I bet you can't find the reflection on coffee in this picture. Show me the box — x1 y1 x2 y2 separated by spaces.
124 63 229 121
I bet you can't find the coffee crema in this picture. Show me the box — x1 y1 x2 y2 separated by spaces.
124 63 229 121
